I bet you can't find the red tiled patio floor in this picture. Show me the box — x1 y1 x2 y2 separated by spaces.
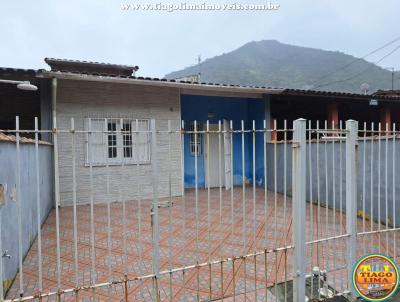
5 188 398 301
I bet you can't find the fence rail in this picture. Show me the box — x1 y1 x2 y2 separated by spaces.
0 117 399 302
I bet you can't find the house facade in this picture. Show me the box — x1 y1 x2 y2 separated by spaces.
54 79 182 205
2 58 400 206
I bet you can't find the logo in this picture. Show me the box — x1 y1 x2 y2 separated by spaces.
353 254 399 301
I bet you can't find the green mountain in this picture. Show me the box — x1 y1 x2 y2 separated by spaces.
165 40 399 93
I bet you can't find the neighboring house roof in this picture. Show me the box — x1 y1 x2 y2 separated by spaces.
0 67 37 82
44 58 139 77
373 90 400 97
281 88 400 101
0 133 51 145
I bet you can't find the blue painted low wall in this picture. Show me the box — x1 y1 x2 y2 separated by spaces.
0 141 53 292
266 138 400 228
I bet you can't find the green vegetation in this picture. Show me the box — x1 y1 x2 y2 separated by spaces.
165 40 399 93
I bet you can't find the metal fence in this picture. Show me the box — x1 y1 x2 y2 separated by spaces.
0 117 399 302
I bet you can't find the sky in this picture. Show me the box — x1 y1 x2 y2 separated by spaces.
1 0 400 78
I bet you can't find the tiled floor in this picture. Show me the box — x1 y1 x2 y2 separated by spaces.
5 188 398 301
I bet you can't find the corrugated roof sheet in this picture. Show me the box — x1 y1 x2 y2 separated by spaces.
2 60 400 100
45 58 139 71
39 69 283 90
0 67 37 76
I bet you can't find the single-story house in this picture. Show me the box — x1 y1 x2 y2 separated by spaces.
1 58 400 206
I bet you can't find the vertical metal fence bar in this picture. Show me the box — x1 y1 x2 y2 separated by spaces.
346 120 358 297
88 118 97 300
308 120 314 300
207 120 211 261
324 120 329 292
284 249 287 302
244 257 247 302
150 119 161 302
385 123 389 254
283 119 288 301
220 261 224 301
218 121 223 259
378 123 382 253
393 123 397 260
70 118 79 297
264 250 268 302
254 254 257 302
194 120 199 262
15 116 24 297
232 259 236 302
362 122 367 255
339 120 344 291
181 120 186 266
273 119 277 298
208 263 212 301
105 118 112 301
252 120 256 251
0 202 2 301
182 269 186 302
196 265 200 302
316 120 321 299
52 116 62 299
167 120 173 301
168 120 173 269
230 120 234 255
169 271 173 302
119 118 128 288
292 118 306 302
241 120 246 252
274 250 278 299
273 119 277 251
331 120 336 290
263 120 268 248
370 122 374 253
135 119 144 300
34 118 43 293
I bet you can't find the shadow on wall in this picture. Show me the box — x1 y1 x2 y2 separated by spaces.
0 140 53 293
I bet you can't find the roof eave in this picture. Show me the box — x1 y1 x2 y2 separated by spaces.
37 71 284 95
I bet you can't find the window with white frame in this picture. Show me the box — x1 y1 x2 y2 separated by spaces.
86 118 150 165
189 122 202 156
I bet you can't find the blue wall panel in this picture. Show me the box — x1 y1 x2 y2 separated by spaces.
181 95 266 188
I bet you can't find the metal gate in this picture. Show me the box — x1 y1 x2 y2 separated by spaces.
0 117 399 301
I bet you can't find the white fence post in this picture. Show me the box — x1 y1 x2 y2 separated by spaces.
150 119 161 302
346 120 358 297
292 118 307 302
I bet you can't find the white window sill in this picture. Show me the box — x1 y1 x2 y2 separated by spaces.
84 161 151 167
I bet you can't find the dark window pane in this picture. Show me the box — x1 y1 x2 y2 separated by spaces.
107 121 117 158
123 122 132 158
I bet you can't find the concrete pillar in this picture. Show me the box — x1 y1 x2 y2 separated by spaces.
270 118 277 141
264 94 272 141
39 78 52 141
380 105 392 131
327 103 339 129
